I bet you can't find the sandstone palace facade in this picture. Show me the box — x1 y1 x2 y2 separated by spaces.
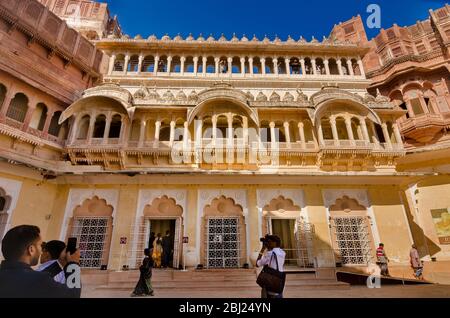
0 0 449 282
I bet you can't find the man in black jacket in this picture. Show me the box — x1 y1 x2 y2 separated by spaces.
0 225 81 298
161 230 173 268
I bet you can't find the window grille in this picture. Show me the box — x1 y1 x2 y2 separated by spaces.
70 217 110 268
206 217 240 268
332 216 372 265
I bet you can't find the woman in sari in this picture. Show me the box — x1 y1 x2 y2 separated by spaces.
131 248 154 297
152 233 163 268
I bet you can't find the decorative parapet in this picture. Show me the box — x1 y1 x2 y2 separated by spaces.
0 0 103 77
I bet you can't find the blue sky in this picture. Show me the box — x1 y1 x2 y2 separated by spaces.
103 0 447 40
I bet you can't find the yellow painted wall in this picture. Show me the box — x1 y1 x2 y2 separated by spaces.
369 186 413 264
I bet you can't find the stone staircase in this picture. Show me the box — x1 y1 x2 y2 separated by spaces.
83 268 349 294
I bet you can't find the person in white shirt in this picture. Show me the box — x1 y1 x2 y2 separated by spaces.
37 240 67 284
256 235 286 298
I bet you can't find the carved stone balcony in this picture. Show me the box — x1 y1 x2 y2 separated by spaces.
398 113 447 143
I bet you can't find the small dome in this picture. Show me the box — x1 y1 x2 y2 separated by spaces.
207 34 215 41
251 34 259 42
197 33 205 41
186 33 194 41
219 33 227 41
174 33 183 41
161 34 171 41
241 34 249 42
147 34 157 41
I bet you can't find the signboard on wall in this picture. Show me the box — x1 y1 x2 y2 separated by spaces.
431 209 450 245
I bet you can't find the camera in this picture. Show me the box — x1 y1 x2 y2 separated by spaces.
260 234 270 246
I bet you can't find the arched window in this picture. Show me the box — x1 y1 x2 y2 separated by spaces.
265 57 274 74
321 118 333 140
159 121 171 141
340 58 349 75
108 114 122 138
0 84 6 110
231 57 241 74
0 190 11 241
304 58 313 74
328 58 339 75
351 118 362 140
93 115 106 138
113 54 125 72
141 55 155 73
185 56 195 73
336 117 348 139
205 56 215 73
29 103 47 131
157 56 168 72
127 55 139 72
252 57 261 74
48 111 62 137
6 93 29 123
77 115 90 140
171 56 181 73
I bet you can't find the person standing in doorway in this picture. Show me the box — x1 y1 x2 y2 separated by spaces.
410 244 424 280
162 230 173 268
376 243 390 276
148 232 155 252
152 233 163 268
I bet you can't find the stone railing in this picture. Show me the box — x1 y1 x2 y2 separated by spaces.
398 113 445 133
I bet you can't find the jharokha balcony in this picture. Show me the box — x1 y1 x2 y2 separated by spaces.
398 113 450 143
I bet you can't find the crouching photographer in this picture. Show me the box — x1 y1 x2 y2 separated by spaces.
0 225 82 298
256 234 286 298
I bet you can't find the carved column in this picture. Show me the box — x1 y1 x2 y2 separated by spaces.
298 122 306 148
273 58 279 75
285 58 290 76
87 112 96 144
212 115 217 145
336 59 343 76
227 115 233 146
227 57 233 76
311 58 317 75
360 117 370 142
154 120 161 147
381 122 392 148
283 121 291 148
357 58 365 77
240 57 246 75
137 54 144 74
347 59 354 76
102 112 112 144
214 57 220 76
345 117 354 140
153 55 160 76
269 121 276 145
108 54 116 75
193 56 199 76
324 59 330 75
123 53 130 75
201 56 206 76
248 58 254 75
169 120 176 147
167 56 173 75
195 117 203 148
138 119 146 147
180 56 186 75
261 58 266 75
330 117 338 145
317 122 324 146
300 58 306 76
393 123 403 145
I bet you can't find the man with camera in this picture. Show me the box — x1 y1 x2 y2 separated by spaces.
256 234 286 298
0 225 82 298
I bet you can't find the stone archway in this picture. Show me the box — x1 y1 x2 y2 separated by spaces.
139 195 183 269
68 196 114 268
262 195 314 267
0 188 12 240
329 196 376 265
201 195 246 268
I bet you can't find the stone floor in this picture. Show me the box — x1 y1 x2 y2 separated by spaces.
82 284 450 298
